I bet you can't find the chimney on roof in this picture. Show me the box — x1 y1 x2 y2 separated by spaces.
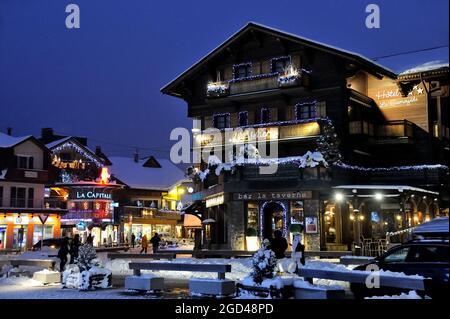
6 127 12 136
95 146 102 156
41 128 54 140
134 149 139 163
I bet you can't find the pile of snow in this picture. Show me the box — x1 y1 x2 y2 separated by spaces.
293 279 343 291
62 265 112 290
413 217 449 236
240 276 284 289
194 151 328 180
0 275 48 287
303 259 425 279
365 290 422 299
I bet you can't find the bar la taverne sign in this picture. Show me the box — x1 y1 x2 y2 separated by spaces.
233 191 312 200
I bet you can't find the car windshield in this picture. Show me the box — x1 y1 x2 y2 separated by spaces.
383 246 411 263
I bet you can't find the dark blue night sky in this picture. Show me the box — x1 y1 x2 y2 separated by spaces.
0 0 448 159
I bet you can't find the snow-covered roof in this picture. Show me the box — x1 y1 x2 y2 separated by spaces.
413 217 449 235
332 185 439 195
400 61 449 75
108 156 186 191
0 132 32 148
45 136 72 149
161 22 397 96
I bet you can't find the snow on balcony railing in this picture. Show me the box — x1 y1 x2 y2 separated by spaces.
206 81 229 97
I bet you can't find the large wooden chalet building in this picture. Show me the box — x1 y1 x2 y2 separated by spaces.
162 23 449 251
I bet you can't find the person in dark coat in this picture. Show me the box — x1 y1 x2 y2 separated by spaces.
69 234 80 264
150 233 161 253
131 233 136 248
86 233 94 245
270 230 288 259
58 237 70 271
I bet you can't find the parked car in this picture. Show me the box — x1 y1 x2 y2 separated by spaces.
350 239 449 299
32 237 72 251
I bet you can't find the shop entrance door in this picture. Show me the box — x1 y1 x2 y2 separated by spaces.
0 225 7 249
262 201 286 240
13 226 27 250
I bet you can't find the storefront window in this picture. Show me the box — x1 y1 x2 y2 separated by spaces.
33 225 53 245
290 201 304 224
155 225 173 237
324 204 336 243
246 202 259 233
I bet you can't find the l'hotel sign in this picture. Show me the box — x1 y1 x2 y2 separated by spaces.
233 191 312 200
69 187 113 200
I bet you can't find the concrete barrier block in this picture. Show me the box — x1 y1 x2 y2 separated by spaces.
125 275 164 291
33 270 61 284
189 278 235 296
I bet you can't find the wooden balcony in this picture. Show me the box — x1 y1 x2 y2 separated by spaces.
4 168 49 183
206 72 309 98
374 120 415 144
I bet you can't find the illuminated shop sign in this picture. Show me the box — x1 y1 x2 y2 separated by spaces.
233 191 312 200
205 195 225 208
69 188 112 200
76 221 86 230
75 191 112 200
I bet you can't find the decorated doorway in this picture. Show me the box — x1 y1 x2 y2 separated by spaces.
260 201 287 240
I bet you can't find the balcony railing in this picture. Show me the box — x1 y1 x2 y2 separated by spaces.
376 120 414 139
4 168 49 183
206 68 309 98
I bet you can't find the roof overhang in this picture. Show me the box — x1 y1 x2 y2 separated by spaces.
161 22 397 98
332 185 439 195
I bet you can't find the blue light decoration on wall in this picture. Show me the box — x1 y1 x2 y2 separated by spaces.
371 212 380 223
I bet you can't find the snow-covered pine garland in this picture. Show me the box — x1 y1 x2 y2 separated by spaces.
335 163 449 172
62 244 112 291
76 244 100 271
250 239 277 285
189 150 328 182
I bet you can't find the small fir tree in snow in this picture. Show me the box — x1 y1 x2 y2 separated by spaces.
315 119 343 164
75 244 100 272
250 239 277 285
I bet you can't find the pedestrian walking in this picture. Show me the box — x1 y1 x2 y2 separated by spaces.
150 232 161 253
140 234 148 254
58 237 70 271
131 233 136 248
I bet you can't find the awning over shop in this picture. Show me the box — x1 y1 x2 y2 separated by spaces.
183 213 202 228
332 185 439 195
181 200 204 214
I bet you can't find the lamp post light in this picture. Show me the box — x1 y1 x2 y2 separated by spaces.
335 192 344 202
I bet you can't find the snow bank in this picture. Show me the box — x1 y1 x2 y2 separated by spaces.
293 279 342 291
303 260 425 279
104 257 254 281
241 276 284 289
365 290 422 299
0 275 48 287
